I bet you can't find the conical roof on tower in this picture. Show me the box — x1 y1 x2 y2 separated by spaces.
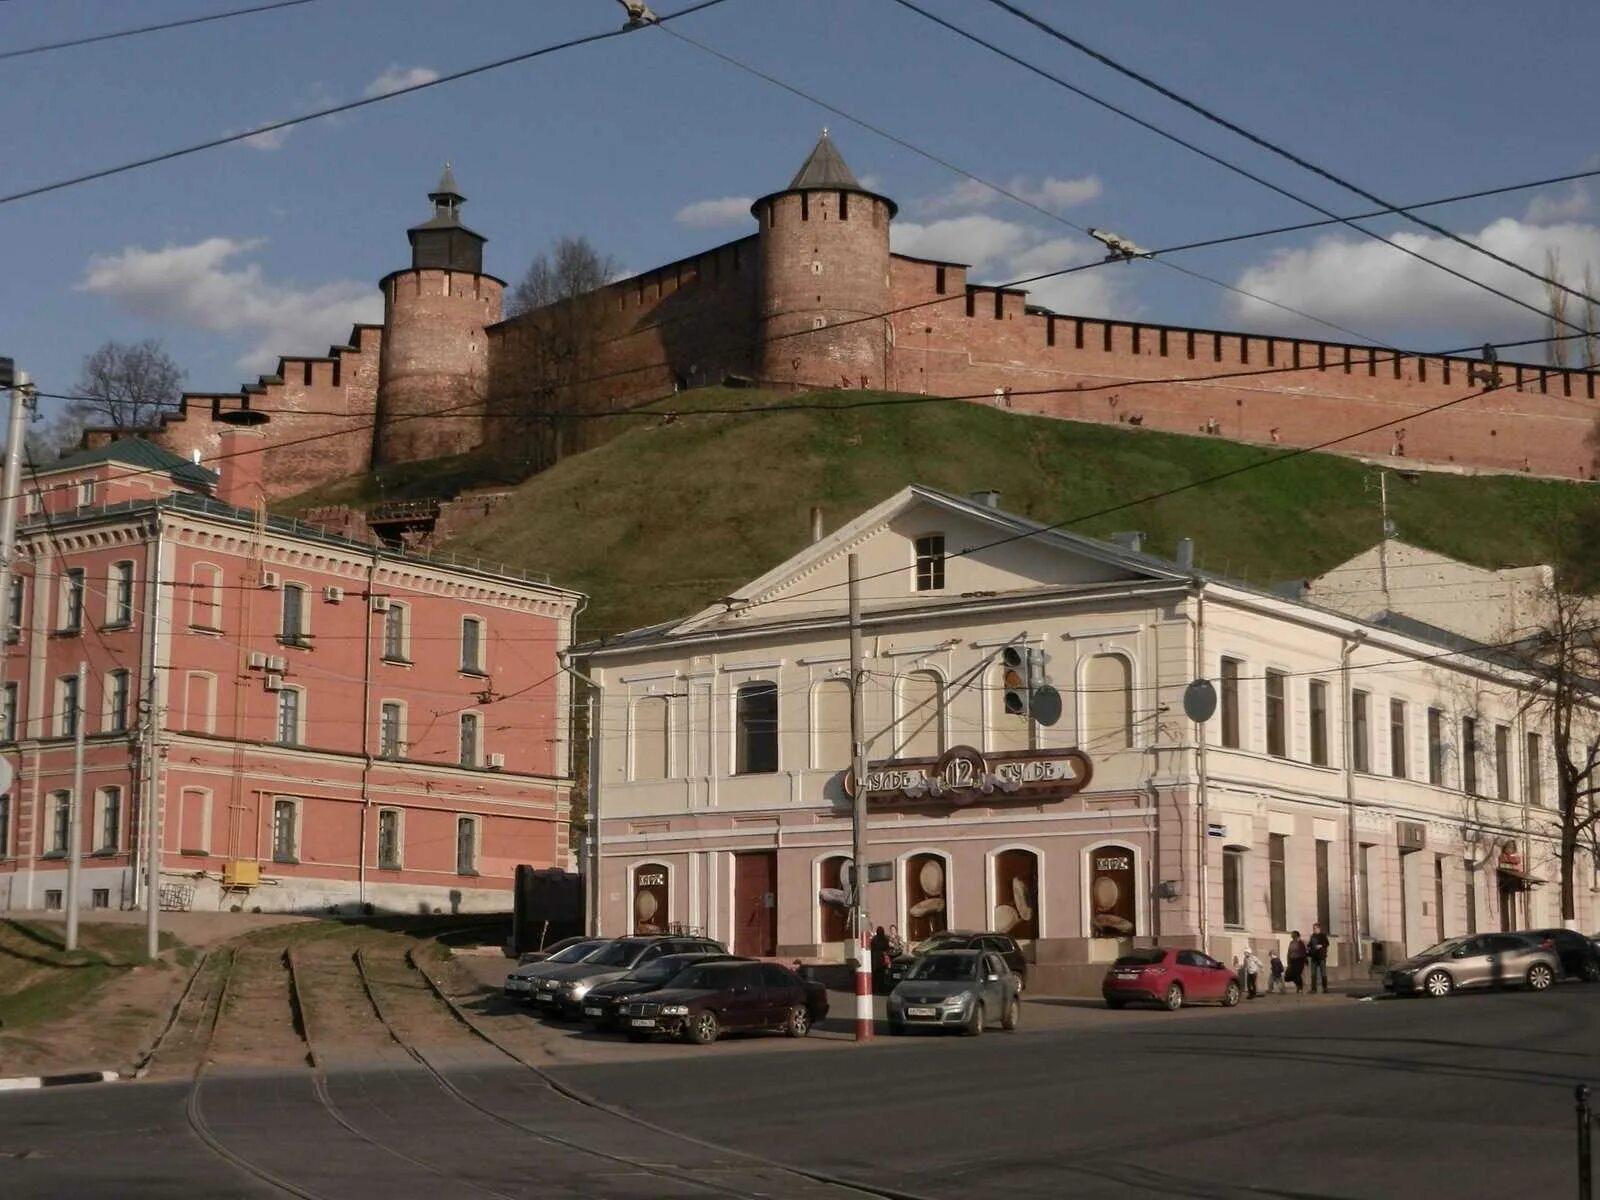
752 130 898 217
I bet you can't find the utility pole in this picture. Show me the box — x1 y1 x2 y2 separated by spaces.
0 365 31 772
848 554 873 1041
143 664 160 960
65 661 86 951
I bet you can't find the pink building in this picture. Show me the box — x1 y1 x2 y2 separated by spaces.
0 432 582 915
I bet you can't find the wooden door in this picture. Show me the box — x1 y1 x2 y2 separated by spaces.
733 852 777 957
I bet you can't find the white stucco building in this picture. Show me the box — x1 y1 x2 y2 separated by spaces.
580 487 1595 990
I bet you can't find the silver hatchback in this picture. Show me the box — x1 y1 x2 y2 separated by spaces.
1384 932 1559 997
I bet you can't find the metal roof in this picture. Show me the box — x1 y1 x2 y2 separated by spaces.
787 130 861 190
44 436 216 490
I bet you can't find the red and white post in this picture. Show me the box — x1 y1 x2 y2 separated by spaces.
855 928 874 1041
848 554 874 1041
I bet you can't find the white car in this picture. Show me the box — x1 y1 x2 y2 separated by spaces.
503 938 606 1000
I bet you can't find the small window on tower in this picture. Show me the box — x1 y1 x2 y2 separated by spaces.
838 190 849 220
935 267 946 295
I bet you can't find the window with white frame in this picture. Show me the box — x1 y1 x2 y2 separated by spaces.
183 671 216 734
276 687 302 746
6 576 23 642
1494 724 1510 799
1389 699 1408 779
735 682 779 774
1219 657 1242 749
49 790 70 855
632 696 669 781
460 616 485 673
106 669 130 734
382 603 409 662
1 682 17 742
896 671 943 758
57 674 80 738
1351 690 1371 773
1525 731 1544 805
913 534 946 592
189 563 222 630
1309 679 1330 766
1222 845 1246 928
280 584 309 646
456 816 478 875
77 478 95 507
108 561 134 626
458 711 480 768
25 489 42 516
377 808 402 869
1084 654 1133 752
272 798 299 863
1265 669 1287 758
96 786 121 852
59 568 85 632
0 793 9 857
379 701 404 759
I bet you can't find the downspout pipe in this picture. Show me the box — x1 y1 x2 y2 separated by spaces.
559 598 600 937
1342 630 1368 962
357 545 379 909
1192 581 1210 951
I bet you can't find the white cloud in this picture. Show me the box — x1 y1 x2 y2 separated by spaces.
363 64 439 98
1525 184 1591 225
893 214 1037 269
1228 216 1600 336
918 173 1102 214
77 237 382 374
239 123 291 152
673 196 754 229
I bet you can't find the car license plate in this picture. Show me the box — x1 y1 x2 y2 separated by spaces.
506 981 527 991
537 989 555 999
1115 972 1139 980
907 1006 937 1018
630 1018 656 1028
584 1006 603 1017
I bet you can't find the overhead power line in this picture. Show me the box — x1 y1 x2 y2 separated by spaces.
0 0 319 62
0 0 731 207
890 0 1589 338
982 0 1600 321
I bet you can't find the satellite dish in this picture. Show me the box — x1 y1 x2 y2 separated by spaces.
1031 684 1063 727
1183 678 1218 723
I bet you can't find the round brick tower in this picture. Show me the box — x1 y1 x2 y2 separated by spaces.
753 131 896 390
375 166 505 465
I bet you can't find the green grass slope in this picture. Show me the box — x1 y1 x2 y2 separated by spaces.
289 388 1595 639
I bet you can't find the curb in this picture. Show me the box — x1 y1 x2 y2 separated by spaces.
0 1070 118 1092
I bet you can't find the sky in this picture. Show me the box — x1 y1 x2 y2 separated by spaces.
3 0 1599 420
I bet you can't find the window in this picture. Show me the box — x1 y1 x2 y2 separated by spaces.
460 616 485 673
1 682 16 742
1084 654 1133 751
1427 707 1444 785
1315 839 1331 931
379 701 404 759
1462 716 1479 795
459 712 481 768
58 673 80 739
913 535 945 592
97 787 120 852
896 671 943 758
49 790 70 855
78 478 95 507
276 687 301 746
106 669 130 734
377 808 401 869
108 561 134 625
735 681 779 774
92 888 109 909
1495 724 1510 800
935 266 947 294
632 696 669 781
1465 861 1477 935
382 603 408 661
0 794 9 856
60 567 85 632
183 671 216 734
812 679 851 768
1268 833 1287 932
25 489 42 516
280 584 307 645
1309 680 1329 766
1222 846 1245 928
1358 844 1374 939
1389 699 1407 778
188 563 222 630
6 577 22 641
1525 732 1543 805
1219 657 1241 749
1265 669 1286 758
456 816 478 875
272 798 298 863
44 889 62 911
1351 690 1370 773
178 787 211 855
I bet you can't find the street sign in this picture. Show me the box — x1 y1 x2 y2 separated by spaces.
1207 822 1227 839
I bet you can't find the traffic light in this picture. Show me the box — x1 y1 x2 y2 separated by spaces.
1002 645 1062 727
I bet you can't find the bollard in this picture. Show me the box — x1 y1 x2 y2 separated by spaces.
1579 1085 1593 1200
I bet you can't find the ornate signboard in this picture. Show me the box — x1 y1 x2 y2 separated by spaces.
844 745 1093 807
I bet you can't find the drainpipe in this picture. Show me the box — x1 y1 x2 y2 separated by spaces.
1192 582 1210 951
559 637 602 938
356 544 379 908
1341 630 1368 962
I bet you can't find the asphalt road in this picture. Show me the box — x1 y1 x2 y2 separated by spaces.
3 984 1596 1198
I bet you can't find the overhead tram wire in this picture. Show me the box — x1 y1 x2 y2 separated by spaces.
889 0 1591 338
0 0 319 62
982 0 1600 319
0 0 732 207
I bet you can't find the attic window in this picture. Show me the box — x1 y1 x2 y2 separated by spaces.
914 534 946 592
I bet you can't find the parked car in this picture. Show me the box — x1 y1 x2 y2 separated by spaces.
532 935 727 1019
516 935 589 966
581 951 740 1030
618 960 827 1044
1102 947 1241 1011
887 949 1021 1036
1383 933 1559 997
886 931 1028 990
1524 928 1600 982
503 938 607 1000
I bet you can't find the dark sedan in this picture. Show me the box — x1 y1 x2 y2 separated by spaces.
1526 928 1600 981
619 960 828 1045
581 951 740 1030
887 931 1028 990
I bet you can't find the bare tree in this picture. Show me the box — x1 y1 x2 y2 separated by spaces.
71 339 184 431
507 236 615 318
1583 264 1599 370
1545 249 1571 368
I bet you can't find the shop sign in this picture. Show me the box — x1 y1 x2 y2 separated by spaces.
844 744 1092 807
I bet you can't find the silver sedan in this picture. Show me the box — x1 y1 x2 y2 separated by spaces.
887 949 1020 1036
1384 932 1559 997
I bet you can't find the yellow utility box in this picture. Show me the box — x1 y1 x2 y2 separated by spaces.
222 861 260 888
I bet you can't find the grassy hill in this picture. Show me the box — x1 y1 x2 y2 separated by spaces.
279 388 1596 639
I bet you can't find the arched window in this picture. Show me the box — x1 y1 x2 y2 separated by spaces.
1088 843 1138 937
632 696 669 782
990 662 1030 753
812 679 851 770
992 848 1040 939
1083 654 1133 751
896 671 943 759
904 851 950 941
632 862 670 935
817 855 852 943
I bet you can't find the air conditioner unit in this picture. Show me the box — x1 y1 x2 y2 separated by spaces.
222 860 260 888
370 595 391 612
487 751 506 770
247 651 267 670
261 570 280 590
263 672 283 692
266 655 287 673
323 586 343 604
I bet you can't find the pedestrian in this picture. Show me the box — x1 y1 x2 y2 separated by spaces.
887 924 905 959
1286 930 1308 994
1268 947 1286 994
1241 946 1261 999
1307 922 1330 993
870 925 891 995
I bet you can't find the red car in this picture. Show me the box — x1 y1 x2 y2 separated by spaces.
1102 947 1241 1010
